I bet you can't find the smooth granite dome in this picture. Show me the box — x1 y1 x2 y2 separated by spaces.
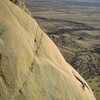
0 0 96 100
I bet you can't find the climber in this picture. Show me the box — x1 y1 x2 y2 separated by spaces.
82 83 86 90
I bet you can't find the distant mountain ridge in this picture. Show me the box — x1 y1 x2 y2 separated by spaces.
29 0 100 3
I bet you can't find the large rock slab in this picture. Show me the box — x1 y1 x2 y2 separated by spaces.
0 0 96 100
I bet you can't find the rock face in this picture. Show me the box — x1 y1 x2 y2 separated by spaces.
0 0 96 100
9 0 31 15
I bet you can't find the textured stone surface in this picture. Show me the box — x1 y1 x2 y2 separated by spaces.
9 0 31 15
0 0 96 100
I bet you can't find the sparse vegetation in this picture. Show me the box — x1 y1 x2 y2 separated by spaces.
87 76 100 100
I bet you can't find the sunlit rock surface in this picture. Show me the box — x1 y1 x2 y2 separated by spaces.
0 0 96 100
